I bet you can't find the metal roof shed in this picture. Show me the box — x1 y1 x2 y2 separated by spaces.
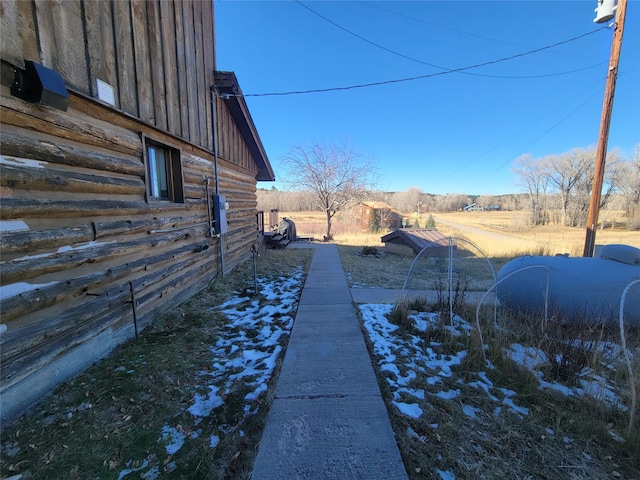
381 229 455 256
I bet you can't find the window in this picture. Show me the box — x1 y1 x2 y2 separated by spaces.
143 137 184 203
148 144 169 199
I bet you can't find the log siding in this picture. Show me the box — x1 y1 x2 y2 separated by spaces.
0 0 274 422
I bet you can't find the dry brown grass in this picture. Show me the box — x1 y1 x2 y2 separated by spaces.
338 245 511 293
434 210 640 257
280 211 387 245
283 209 639 257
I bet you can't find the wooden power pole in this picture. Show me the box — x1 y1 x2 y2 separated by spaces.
583 0 628 257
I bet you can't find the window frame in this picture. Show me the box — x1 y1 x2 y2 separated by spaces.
142 134 184 204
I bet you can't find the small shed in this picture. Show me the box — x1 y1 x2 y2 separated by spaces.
381 229 454 256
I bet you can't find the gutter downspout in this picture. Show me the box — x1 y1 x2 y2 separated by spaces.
210 84 225 276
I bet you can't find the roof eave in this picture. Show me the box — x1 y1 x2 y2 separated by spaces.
213 71 275 182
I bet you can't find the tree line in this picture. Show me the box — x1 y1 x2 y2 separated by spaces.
257 188 524 216
512 146 640 229
257 142 640 234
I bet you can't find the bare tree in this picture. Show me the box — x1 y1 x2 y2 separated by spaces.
512 147 623 228
630 145 640 206
388 187 423 214
435 193 472 212
281 142 376 240
407 187 424 215
618 144 640 229
257 189 316 212
571 149 622 227
421 193 437 212
512 154 550 225
546 149 590 227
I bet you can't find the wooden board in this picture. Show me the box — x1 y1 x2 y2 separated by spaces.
182 1 198 144
159 0 180 135
147 1 168 131
131 0 153 123
113 0 138 115
84 0 118 104
173 1 189 138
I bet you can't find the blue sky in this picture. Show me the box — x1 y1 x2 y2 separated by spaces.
214 1 639 195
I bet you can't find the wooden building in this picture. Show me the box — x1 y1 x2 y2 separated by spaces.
355 201 403 231
0 0 274 422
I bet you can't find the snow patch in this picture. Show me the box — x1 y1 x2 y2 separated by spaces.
0 220 29 233
0 281 59 301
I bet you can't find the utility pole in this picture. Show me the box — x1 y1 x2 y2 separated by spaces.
583 0 628 257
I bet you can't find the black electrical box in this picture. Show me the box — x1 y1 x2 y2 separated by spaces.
11 60 69 111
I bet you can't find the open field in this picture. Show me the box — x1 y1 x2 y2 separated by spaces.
338 244 510 292
433 211 640 257
282 210 640 257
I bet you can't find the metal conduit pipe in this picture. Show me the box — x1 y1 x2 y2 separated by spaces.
210 84 225 276
205 178 214 237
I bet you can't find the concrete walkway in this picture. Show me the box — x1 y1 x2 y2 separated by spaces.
251 244 408 480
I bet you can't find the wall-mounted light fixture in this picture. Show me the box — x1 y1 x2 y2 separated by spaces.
11 60 69 111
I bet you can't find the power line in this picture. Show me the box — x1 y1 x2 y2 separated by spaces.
358 0 600 61
295 1 443 71
472 89 603 186
446 80 605 178
358 0 528 48
508 90 602 161
296 1 605 80
240 25 606 97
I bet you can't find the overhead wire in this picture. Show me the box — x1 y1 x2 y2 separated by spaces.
440 79 600 182
295 0 444 71
238 21 607 97
296 1 605 79
291 0 630 182
444 57 636 182
215 2 630 191
457 88 604 189
491 90 603 172
358 0 601 61
438 63 638 185
358 0 531 48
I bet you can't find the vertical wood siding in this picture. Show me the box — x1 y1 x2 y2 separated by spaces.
113 0 139 114
147 1 168 131
0 0 268 422
215 96 259 176
159 0 180 134
131 0 153 123
84 0 118 101
1 0 215 149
